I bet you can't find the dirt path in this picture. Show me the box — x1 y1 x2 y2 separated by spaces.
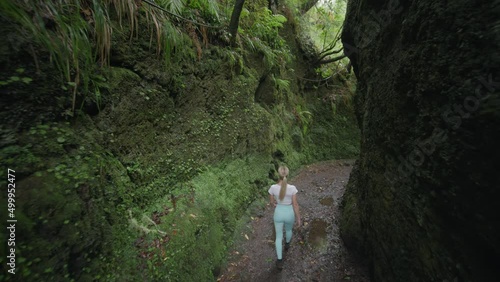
218 160 370 282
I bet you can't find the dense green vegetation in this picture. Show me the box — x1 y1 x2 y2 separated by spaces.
0 0 358 280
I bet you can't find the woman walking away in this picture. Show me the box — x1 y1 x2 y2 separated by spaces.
268 165 301 270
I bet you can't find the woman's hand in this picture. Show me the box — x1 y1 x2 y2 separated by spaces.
268 195 276 208
292 194 301 227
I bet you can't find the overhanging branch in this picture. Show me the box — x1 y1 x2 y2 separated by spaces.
316 54 346 65
316 47 344 63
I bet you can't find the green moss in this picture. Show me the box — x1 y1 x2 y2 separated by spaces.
0 145 42 175
339 169 365 253
120 155 274 280
105 67 141 91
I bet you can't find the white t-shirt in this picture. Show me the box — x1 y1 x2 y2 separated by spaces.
268 184 298 205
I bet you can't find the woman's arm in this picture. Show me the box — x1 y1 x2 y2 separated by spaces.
292 194 301 226
269 194 276 207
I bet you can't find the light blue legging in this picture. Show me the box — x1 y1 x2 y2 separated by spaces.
273 204 295 259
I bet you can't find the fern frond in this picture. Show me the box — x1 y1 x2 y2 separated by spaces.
205 0 220 21
92 0 113 66
275 78 290 90
241 35 256 52
143 4 167 54
168 0 185 15
108 0 138 38
162 20 184 64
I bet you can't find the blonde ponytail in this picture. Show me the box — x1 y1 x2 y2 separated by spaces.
278 166 289 201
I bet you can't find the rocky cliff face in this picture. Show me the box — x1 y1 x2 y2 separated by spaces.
340 0 500 281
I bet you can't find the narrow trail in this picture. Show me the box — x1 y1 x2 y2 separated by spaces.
218 160 370 282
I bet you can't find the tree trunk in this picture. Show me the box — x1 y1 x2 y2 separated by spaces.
300 0 318 15
268 0 278 14
229 0 246 46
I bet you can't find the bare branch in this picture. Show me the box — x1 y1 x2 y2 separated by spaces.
317 47 343 61
316 22 344 61
316 54 346 65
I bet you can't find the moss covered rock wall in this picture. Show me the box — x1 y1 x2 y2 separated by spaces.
340 0 500 281
0 2 360 280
